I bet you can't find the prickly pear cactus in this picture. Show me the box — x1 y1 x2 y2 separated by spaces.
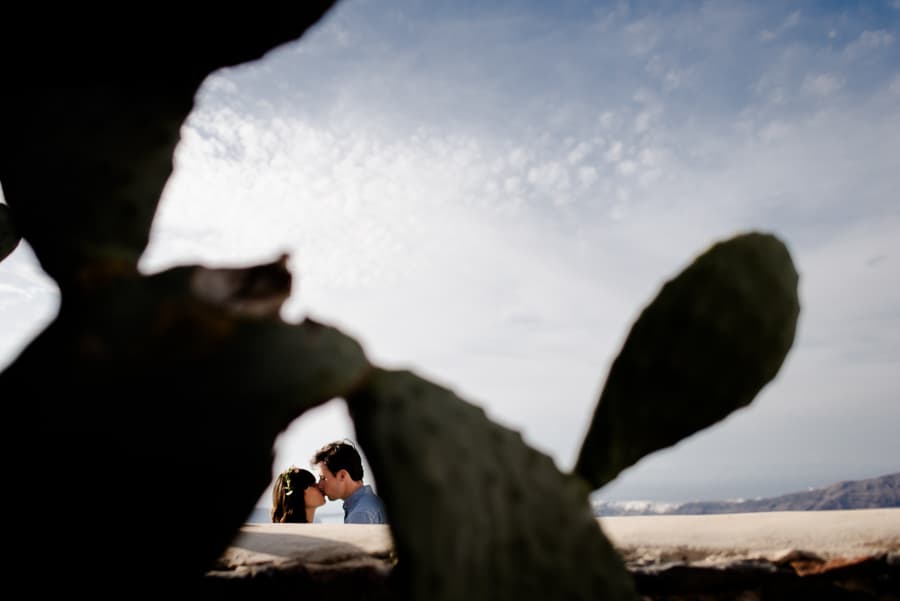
576 232 800 489
0 202 19 262
349 369 637 601
0 2 800 598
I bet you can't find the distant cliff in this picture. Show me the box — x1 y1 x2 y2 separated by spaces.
594 472 899 516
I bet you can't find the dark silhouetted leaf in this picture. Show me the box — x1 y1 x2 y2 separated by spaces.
576 232 800 490
349 368 638 601
0 202 20 262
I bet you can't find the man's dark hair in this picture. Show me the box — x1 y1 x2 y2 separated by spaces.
312 440 364 481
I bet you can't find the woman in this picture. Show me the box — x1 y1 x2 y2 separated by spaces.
271 466 326 523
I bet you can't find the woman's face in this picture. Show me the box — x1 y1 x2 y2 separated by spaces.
304 483 326 508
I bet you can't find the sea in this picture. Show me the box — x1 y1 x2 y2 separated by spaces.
246 505 346 524
244 500 667 523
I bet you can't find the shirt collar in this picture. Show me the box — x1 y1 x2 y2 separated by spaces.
343 484 371 513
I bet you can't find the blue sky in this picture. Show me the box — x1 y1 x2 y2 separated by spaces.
2 0 898 507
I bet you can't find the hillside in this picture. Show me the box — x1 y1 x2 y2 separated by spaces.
593 472 899 516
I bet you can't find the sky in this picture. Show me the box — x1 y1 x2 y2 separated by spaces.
1 0 899 511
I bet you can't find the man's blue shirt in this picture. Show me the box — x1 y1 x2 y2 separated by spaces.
343 484 387 524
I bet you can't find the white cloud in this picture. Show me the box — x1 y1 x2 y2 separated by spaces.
577 166 598 187
597 111 617 130
752 69 789 106
567 141 592 164
758 119 791 143
616 160 638 176
591 1 631 33
889 74 900 96
624 18 661 56
783 11 802 30
758 10 801 42
803 73 844 97
644 54 688 91
843 30 896 61
526 161 567 190
662 69 686 91
633 111 654 134
604 141 624 162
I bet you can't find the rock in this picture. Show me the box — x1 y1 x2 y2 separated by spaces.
204 510 900 600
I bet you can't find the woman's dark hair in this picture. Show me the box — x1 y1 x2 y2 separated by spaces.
312 440 364 481
271 467 317 523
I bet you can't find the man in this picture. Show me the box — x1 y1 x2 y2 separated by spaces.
313 440 387 524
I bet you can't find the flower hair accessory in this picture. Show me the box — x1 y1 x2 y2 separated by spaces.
282 466 296 496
